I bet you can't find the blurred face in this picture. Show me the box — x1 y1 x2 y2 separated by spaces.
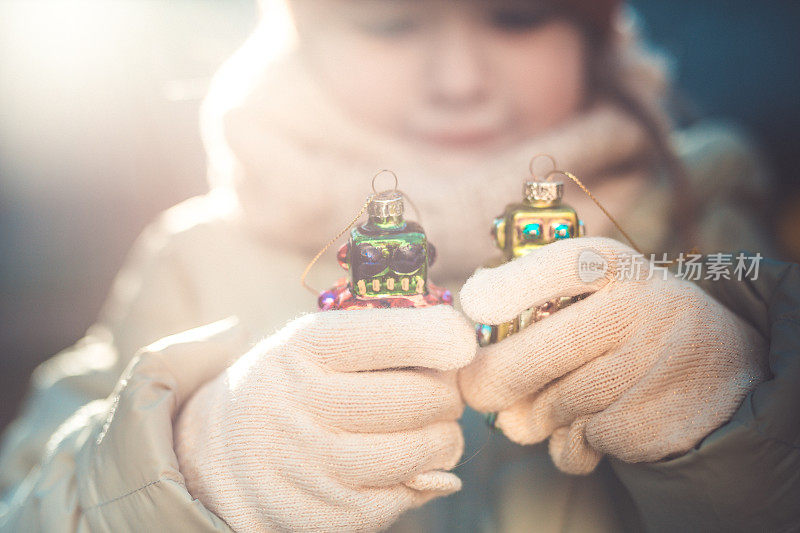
287 0 588 155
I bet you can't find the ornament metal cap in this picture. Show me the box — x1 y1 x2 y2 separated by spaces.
524 180 563 204
368 190 404 218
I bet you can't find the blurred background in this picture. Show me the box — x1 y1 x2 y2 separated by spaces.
1 0 798 433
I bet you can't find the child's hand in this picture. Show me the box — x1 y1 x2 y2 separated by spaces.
175 305 476 532
458 237 768 474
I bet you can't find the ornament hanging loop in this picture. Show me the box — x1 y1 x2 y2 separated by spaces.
528 154 558 182
372 169 399 194
372 168 422 224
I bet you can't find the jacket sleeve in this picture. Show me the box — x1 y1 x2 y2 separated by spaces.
610 256 800 532
0 319 246 532
677 122 778 257
0 209 202 499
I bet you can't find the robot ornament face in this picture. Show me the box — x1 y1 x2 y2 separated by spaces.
345 221 435 299
491 179 584 260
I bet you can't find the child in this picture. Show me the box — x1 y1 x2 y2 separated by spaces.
1 1 796 531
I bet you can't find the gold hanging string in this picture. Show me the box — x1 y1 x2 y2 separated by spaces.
547 169 645 255
453 430 493 468
300 196 371 295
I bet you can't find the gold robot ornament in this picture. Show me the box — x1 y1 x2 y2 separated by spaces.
477 160 588 348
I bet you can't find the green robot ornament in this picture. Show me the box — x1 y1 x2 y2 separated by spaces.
316 176 451 311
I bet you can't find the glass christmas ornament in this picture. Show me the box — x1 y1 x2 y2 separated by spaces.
478 175 587 347
318 189 451 311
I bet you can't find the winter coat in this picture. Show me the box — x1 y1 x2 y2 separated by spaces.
0 118 797 531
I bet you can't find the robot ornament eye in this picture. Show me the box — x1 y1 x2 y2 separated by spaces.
390 243 425 274
552 222 572 240
355 243 389 278
521 222 543 242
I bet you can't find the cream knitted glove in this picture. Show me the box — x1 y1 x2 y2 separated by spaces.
175 305 476 532
459 237 768 475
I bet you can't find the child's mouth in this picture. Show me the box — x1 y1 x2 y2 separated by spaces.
418 127 504 150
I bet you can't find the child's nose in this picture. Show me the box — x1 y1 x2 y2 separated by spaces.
426 20 488 107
